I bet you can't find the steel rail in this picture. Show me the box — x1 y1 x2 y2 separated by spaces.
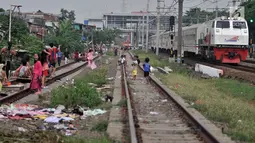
122 63 137 143
128 51 227 143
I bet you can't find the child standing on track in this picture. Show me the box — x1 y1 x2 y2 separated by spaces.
143 57 150 83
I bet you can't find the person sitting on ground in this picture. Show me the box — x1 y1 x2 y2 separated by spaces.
19 59 30 77
14 55 32 78
0 63 7 85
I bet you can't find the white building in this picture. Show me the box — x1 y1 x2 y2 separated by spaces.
87 19 103 30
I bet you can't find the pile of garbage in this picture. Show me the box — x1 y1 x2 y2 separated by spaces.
0 104 106 136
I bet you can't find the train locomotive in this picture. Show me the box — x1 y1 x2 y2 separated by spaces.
149 16 249 64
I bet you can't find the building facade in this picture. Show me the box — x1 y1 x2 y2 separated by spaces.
87 19 103 30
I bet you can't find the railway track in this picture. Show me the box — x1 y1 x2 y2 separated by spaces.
0 56 98 104
244 59 255 64
121 52 233 143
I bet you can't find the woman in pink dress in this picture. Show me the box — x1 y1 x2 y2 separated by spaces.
30 54 43 95
87 49 97 70
87 49 93 66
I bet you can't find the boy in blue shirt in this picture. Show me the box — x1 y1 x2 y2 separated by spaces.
143 57 150 83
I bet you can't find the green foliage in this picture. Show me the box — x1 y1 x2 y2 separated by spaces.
90 121 108 132
133 50 169 67
63 136 112 143
245 0 255 40
44 20 83 52
75 67 107 86
60 8 76 22
51 67 107 108
158 69 255 143
0 14 29 45
51 82 102 108
0 8 4 12
20 35 44 56
183 8 228 26
85 28 121 45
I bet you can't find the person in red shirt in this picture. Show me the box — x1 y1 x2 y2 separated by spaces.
74 50 79 62
49 43 58 77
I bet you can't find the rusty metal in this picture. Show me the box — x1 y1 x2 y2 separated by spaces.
121 62 138 143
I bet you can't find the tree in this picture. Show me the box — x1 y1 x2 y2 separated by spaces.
44 20 83 52
245 0 255 40
86 28 121 45
0 8 4 12
0 14 29 44
20 35 44 56
60 8 76 22
182 8 228 26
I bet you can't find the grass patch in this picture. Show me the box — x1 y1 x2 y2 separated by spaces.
63 135 112 143
51 67 107 108
90 121 108 132
158 73 255 142
132 50 169 67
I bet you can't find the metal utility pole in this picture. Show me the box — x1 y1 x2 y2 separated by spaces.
215 0 218 18
142 14 145 49
177 0 183 63
6 4 21 78
155 0 161 55
122 0 127 13
138 18 141 45
145 0 150 53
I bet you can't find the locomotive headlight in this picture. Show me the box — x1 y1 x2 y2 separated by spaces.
216 29 220 33
244 30 247 33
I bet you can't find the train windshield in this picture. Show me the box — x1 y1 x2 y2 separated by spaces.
233 21 247 29
216 21 230 28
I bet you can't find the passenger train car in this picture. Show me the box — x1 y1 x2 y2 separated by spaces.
149 16 249 63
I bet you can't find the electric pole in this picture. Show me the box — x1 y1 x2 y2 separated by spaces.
155 0 161 56
177 0 183 63
146 0 150 53
215 0 218 18
6 4 22 78
142 14 145 50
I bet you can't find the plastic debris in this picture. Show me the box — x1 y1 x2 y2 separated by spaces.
81 109 106 119
161 99 167 103
149 112 159 115
54 105 65 114
106 77 114 81
18 127 27 132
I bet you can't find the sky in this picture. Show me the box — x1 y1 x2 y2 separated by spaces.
1 0 229 23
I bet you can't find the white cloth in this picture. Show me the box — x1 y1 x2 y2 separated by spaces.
65 57 69 64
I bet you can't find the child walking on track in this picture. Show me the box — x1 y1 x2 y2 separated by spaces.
143 57 150 83
131 61 138 80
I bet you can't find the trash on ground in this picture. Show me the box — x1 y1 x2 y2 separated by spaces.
0 104 105 136
81 109 106 119
18 127 27 132
106 77 114 81
161 99 167 103
150 66 158 72
96 84 111 92
88 83 97 87
164 67 173 72
149 112 159 115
